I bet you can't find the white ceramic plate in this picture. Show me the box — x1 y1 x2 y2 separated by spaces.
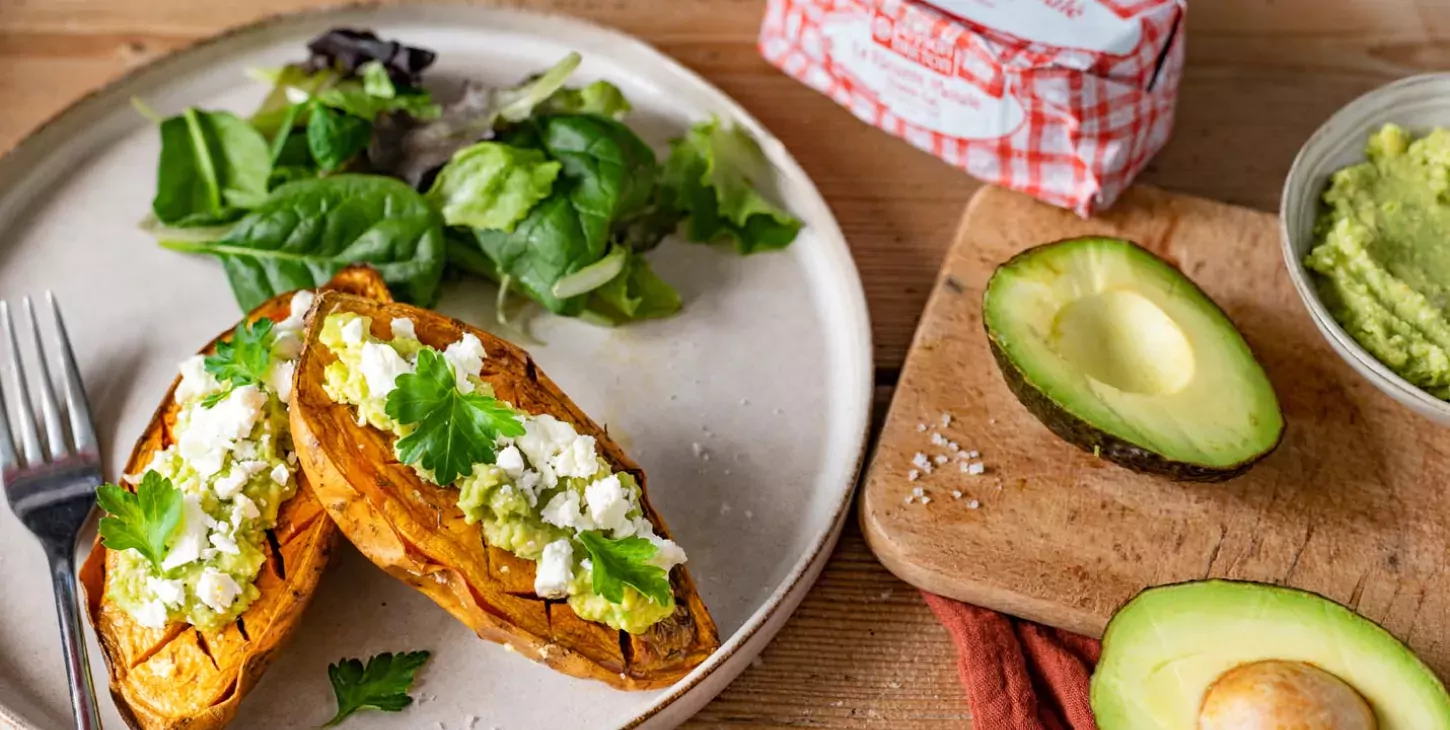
0 6 872 729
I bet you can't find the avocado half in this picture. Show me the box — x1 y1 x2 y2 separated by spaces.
1091 580 1450 729
982 236 1284 482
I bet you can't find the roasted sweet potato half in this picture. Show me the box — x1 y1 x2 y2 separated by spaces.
79 266 392 730
290 292 720 689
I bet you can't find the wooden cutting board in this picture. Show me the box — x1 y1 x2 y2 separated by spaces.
861 184 1450 674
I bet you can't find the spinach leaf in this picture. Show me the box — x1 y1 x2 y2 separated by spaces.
473 195 594 315
661 117 801 254
426 142 559 231
307 104 372 172
315 75 440 123
153 109 272 226
585 252 681 324
540 114 658 246
162 175 445 310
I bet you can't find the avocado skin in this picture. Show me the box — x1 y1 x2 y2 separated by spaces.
982 238 1284 483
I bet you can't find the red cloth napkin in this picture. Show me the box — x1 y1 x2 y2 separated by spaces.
922 592 1101 730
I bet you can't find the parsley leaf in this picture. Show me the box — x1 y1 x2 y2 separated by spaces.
201 317 275 407
385 348 524 485
323 650 431 727
96 471 184 569
577 532 673 606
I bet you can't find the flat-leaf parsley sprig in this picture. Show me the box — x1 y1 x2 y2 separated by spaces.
385 348 524 485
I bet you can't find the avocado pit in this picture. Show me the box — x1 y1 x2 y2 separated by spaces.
1199 660 1375 730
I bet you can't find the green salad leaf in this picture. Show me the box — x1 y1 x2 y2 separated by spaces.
96 471 184 570
540 80 631 119
153 109 272 226
202 317 275 406
662 117 802 254
324 650 431 727
386 348 525 486
249 65 342 138
162 175 446 311
471 114 660 314
577 532 672 606
370 52 582 186
306 104 372 172
426 142 560 231
315 61 440 122
585 253 681 324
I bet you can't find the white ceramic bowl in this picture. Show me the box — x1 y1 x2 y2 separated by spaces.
1280 73 1450 425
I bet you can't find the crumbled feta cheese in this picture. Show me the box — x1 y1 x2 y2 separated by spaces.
147 577 185 607
533 539 574 598
209 531 240 555
907 469 920 482
196 568 242 612
540 490 596 531
212 469 249 500
966 450 980 459
947 442 959 452
585 474 631 535
442 333 487 393
340 316 366 345
287 290 314 323
930 432 946 446
967 462 986 475
516 470 543 505
162 495 211 570
391 317 417 341
933 455 948 465
495 445 526 479
911 452 931 470
266 359 297 404
178 385 265 479
269 463 290 487
552 434 598 479
359 341 414 398
133 599 170 629
516 415 581 487
231 494 260 527
647 534 688 572
175 355 222 403
968 499 981 509
271 330 304 361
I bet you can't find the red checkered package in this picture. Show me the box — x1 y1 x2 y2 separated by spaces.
759 0 1185 215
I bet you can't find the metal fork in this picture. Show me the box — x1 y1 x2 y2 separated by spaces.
0 294 102 730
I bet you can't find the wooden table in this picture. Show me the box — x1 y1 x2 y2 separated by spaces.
0 0 1433 726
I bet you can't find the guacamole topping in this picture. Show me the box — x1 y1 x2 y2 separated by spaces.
318 312 686 634
1306 123 1450 398
107 291 314 631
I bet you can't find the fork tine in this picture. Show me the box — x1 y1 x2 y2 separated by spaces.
46 293 96 456
1 301 43 466
0 338 13 475
24 297 68 459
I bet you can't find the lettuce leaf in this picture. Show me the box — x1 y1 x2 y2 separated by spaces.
662 117 801 254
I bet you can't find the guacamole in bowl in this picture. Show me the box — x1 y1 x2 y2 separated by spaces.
1305 123 1450 399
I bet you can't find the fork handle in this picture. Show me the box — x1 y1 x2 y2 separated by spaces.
47 549 101 730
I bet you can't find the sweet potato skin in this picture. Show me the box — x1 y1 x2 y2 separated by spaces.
290 293 720 690
79 266 392 730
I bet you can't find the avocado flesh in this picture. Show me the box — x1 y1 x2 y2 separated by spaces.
983 236 1283 481
1091 580 1450 729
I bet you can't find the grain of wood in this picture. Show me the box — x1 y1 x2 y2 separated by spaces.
5 0 1450 726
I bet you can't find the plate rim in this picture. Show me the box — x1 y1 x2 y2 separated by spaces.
0 3 874 729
